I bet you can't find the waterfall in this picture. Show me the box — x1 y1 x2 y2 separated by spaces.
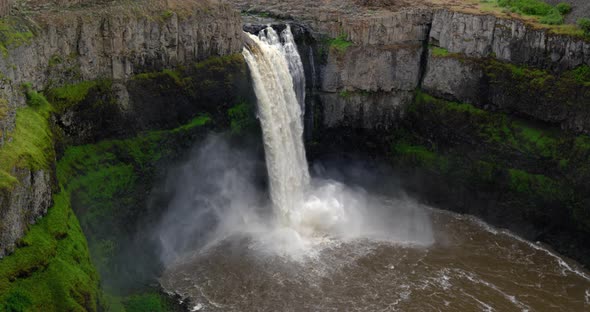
242 26 309 224
305 46 316 142
281 26 306 114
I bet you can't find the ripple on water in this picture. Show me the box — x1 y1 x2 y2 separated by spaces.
161 208 590 312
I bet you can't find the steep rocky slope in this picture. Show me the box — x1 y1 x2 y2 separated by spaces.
0 0 254 309
0 0 242 257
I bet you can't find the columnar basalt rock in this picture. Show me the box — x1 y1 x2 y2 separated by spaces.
430 9 590 71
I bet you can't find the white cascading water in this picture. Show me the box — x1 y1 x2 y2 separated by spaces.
280 26 306 113
242 25 433 254
242 25 310 224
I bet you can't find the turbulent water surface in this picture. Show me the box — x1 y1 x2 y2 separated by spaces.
161 205 590 311
159 25 590 311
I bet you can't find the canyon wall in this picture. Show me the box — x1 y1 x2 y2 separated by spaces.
0 0 589 286
0 0 243 257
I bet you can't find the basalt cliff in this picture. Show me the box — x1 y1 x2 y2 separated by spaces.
0 0 589 310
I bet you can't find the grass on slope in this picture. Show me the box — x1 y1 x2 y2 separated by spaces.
0 191 100 312
0 87 54 191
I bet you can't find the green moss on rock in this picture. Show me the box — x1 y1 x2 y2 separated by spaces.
0 191 100 312
228 100 257 135
431 46 450 57
327 34 353 55
56 114 210 297
0 87 53 190
391 141 450 173
46 80 113 113
508 168 561 197
0 17 34 58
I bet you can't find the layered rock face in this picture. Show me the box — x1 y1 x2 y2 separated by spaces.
234 0 590 265
233 0 590 133
233 0 433 130
0 0 243 257
424 10 590 133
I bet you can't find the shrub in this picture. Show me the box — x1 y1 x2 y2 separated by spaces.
556 3 572 15
578 18 590 35
328 34 353 54
497 0 566 25
498 0 553 15
539 10 564 25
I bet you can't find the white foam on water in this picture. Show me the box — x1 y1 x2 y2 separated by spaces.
455 268 531 312
464 292 495 312
449 212 590 282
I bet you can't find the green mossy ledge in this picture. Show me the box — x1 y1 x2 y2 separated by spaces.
58 114 214 311
0 86 54 191
44 53 253 145
426 47 590 134
0 91 98 311
0 190 99 312
395 91 590 264
0 54 257 310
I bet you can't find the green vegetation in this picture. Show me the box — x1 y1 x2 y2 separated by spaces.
133 54 246 97
228 100 256 135
339 90 351 98
577 18 590 36
391 141 450 173
48 55 63 68
508 168 560 196
161 10 174 20
480 0 575 25
405 90 590 197
568 65 590 86
0 52 249 310
431 46 450 57
0 87 53 190
479 59 590 114
383 90 586 229
134 68 185 86
413 90 561 158
0 191 100 312
556 3 571 15
194 53 244 71
328 34 353 54
0 17 34 58
55 114 210 309
123 293 171 312
257 12 271 18
497 0 562 23
46 80 112 112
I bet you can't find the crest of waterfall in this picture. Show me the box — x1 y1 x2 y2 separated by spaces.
242 26 310 224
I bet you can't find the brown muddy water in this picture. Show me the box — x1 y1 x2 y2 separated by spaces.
161 201 590 312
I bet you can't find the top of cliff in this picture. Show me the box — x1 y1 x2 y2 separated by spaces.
233 0 588 39
9 0 229 21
